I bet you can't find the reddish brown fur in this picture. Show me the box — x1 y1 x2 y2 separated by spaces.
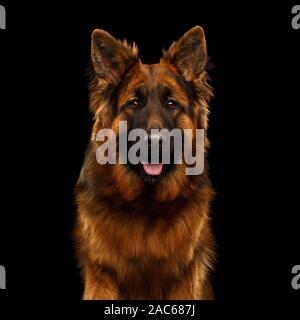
74 26 215 300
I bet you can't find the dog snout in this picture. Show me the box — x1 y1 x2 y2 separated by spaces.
143 132 167 144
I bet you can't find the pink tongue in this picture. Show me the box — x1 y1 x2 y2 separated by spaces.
142 163 163 176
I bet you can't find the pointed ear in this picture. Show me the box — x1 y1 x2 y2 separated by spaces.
161 26 207 82
91 29 139 84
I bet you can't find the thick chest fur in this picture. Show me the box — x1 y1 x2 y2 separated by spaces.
75 190 214 299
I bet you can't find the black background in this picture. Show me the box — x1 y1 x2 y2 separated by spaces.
0 0 299 306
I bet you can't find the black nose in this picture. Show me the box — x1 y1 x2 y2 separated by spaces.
142 132 167 164
143 131 167 144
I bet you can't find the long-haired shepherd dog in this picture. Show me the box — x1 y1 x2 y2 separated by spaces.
74 26 216 300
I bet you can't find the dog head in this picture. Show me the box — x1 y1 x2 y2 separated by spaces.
88 27 213 202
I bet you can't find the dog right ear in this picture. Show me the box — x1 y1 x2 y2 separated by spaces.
161 26 207 82
91 29 139 84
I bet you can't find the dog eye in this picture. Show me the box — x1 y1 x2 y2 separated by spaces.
166 99 178 110
128 99 141 109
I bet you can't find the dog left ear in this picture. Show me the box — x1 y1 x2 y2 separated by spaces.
91 29 139 84
161 26 207 82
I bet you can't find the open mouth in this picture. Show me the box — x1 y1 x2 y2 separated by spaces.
141 162 164 185
125 135 176 184
142 162 164 176
127 161 174 185
141 163 165 185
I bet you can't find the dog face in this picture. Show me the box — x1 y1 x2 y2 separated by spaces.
89 27 213 201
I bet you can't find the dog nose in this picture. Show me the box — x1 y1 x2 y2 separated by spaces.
143 132 167 143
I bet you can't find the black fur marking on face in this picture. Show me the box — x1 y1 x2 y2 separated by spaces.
143 174 161 185
173 74 197 119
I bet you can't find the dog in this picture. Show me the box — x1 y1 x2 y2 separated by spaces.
74 26 215 300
